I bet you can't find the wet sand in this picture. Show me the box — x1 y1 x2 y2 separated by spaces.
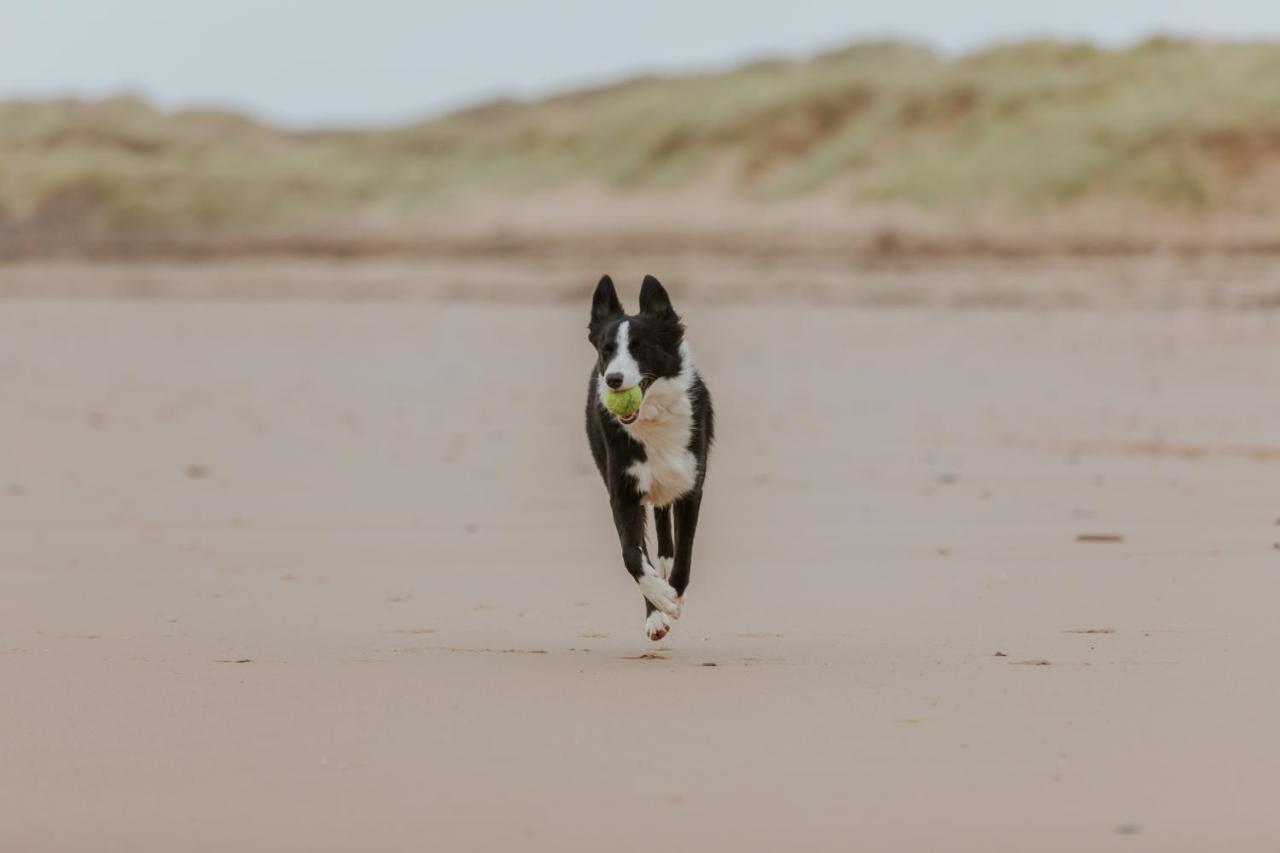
2 296 1279 851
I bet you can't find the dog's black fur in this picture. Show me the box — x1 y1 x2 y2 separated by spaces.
585 275 713 640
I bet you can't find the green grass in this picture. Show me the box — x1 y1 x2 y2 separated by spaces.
5 38 1280 231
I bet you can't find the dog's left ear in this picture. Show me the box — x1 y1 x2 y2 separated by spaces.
639 275 677 320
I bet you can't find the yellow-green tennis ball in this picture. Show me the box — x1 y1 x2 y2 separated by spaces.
603 386 643 418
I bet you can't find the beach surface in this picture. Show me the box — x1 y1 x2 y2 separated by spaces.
2 288 1279 851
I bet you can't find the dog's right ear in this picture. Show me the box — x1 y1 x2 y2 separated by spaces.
588 275 623 344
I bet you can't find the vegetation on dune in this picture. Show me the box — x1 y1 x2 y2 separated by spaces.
5 38 1280 232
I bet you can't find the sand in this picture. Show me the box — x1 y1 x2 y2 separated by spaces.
2 293 1279 851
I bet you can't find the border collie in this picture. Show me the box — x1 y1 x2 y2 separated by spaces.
585 275 714 641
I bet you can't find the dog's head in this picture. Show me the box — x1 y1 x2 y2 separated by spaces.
588 274 685 424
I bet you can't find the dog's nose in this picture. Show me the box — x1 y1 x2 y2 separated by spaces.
605 372 624 389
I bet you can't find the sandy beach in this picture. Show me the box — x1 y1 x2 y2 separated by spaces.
3 288 1279 851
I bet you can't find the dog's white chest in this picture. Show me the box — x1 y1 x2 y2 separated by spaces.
624 380 698 507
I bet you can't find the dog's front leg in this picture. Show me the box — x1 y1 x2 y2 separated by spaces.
653 505 675 580
641 505 677 640
609 483 681 619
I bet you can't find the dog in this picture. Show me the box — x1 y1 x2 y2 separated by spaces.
584 274 714 641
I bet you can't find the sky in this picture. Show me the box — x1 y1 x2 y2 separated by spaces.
4 0 1280 126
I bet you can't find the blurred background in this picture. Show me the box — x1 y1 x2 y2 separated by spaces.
5 4 1280 852
5 0 1280 302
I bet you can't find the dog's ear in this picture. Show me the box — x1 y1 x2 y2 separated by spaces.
588 275 623 344
638 275 677 320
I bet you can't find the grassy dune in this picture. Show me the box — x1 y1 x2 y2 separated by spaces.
4 38 1280 239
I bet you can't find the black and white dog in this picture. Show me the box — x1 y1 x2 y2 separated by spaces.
585 275 714 641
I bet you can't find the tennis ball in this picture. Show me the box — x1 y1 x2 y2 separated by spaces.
603 385 643 418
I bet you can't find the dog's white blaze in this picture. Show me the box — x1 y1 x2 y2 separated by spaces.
624 341 699 508
601 321 642 391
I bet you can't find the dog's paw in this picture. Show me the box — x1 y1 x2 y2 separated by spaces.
637 568 681 618
644 610 671 642
657 556 673 580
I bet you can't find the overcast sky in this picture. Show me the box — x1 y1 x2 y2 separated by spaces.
4 0 1280 126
